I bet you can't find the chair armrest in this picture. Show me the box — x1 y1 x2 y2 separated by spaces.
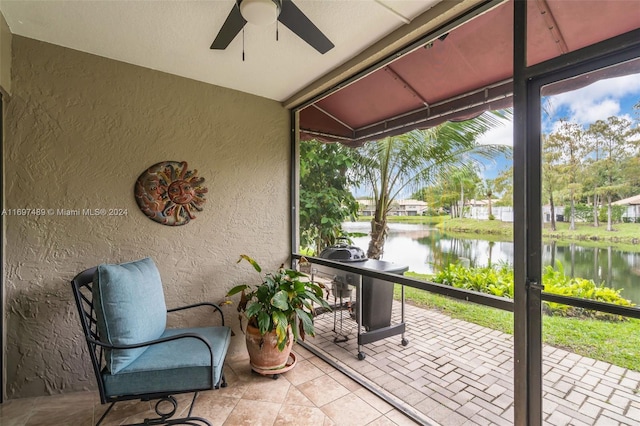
167 302 226 326
88 332 215 370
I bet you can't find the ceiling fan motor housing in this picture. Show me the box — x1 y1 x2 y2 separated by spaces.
213 0 333 54
238 0 282 26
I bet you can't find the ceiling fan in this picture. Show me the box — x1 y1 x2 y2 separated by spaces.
210 0 334 54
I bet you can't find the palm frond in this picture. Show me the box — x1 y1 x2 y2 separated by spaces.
350 111 513 205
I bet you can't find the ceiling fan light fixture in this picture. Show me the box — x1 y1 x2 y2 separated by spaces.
239 0 281 26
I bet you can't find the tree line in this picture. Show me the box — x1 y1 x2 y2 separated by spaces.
299 111 511 259
300 104 639 260
543 108 640 231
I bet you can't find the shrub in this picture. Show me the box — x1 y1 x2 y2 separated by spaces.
433 263 513 298
542 261 633 321
565 203 593 222
597 205 627 224
432 261 633 321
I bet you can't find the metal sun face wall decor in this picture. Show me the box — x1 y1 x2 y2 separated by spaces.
135 161 207 226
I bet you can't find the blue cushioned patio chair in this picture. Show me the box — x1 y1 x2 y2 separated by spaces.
71 257 231 426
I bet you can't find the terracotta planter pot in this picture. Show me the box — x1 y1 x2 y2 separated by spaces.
245 324 293 371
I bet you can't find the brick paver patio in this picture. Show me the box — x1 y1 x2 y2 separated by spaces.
305 296 640 425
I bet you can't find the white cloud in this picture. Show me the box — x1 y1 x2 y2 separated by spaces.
476 118 513 180
477 118 513 146
554 73 640 103
569 99 621 124
545 73 640 125
475 73 640 179
478 72 639 145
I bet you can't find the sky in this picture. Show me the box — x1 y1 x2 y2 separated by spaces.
476 69 640 180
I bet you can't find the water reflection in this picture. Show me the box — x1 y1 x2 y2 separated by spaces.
343 222 640 304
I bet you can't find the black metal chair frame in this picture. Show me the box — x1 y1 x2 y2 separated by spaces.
71 267 228 426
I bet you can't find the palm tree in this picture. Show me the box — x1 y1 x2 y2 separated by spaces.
483 178 496 219
350 112 512 259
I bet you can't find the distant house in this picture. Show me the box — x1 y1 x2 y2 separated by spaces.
468 199 489 207
358 199 376 216
612 194 640 222
393 199 429 216
358 199 428 216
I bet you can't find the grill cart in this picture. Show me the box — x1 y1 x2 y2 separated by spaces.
313 241 409 360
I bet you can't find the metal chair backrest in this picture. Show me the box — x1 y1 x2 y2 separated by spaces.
70 267 109 403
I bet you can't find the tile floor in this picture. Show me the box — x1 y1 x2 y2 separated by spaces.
3 292 639 425
0 344 421 426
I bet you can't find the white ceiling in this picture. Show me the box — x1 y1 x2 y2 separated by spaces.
0 0 442 102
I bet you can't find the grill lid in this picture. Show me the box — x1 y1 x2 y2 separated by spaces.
319 239 367 262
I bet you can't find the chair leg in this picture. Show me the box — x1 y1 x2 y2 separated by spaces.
214 372 227 389
96 394 212 426
164 416 211 425
152 393 212 426
96 402 116 426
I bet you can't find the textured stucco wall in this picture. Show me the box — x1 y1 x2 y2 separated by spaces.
0 11 10 94
3 36 290 398
1 9 11 401
0 13 12 93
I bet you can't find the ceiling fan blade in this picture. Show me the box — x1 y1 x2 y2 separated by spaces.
210 4 247 50
278 0 334 54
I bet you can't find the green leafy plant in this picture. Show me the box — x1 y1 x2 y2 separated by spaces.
542 261 633 320
433 260 633 320
226 255 331 350
434 262 514 298
299 140 359 255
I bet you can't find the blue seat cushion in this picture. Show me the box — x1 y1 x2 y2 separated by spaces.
102 326 231 397
93 258 167 374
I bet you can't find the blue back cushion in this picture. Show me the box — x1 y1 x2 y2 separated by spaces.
93 257 167 374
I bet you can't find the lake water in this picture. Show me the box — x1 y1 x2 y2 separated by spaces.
342 222 640 304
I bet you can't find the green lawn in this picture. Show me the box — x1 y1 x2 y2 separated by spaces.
444 217 640 243
394 284 640 372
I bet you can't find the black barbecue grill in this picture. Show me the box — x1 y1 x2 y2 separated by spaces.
313 240 409 360
319 240 366 300
319 240 367 262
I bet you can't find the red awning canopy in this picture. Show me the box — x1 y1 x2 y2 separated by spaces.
299 0 640 145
